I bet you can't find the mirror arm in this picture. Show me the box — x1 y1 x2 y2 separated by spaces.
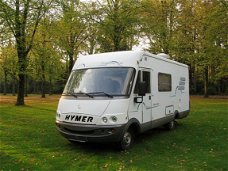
134 96 143 103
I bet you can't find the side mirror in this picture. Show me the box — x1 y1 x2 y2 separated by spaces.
138 81 147 96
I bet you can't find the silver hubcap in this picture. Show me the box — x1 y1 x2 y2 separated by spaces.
123 132 131 146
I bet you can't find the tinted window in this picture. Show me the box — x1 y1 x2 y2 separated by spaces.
158 73 171 91
134 71 151 94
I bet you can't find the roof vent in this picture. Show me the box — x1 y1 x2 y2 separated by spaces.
157 53 170 59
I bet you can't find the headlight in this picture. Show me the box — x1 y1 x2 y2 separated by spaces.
110 116 117 122
102 117 108 123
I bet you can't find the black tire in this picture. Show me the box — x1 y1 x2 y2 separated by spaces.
165 120 175 130
118 129 134 150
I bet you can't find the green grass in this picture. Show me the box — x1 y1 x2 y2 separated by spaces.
0 95 228 171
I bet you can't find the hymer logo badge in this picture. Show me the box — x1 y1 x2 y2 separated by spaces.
65 115 93 123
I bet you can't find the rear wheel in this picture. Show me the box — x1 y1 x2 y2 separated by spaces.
118 129 134 150
165 120 175 130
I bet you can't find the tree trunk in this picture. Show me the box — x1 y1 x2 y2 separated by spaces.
49 78 52 95
2 0 44 104
15 0 26 105
41 81 45 98
16 50 26 105
3 71 7 95
24 75 28 97
113 1 121 51
193 65 197 94
217 80 220 95
204 66 209 98
68 52 74 74
189 65 193 94
190 65 197 94
12 79 16 96
16 72 25 105
33 80 37 94
41 59 46 98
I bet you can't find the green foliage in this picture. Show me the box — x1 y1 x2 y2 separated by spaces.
95 0 140 52
0 0 52 104
141 0 177 54
30 18 65 83
0 43 18 80
0 0 227 95
141 0 228 95
0 43 18 94
51 0 89 73
0 95 228 170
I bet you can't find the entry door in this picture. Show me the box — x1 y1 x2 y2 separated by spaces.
141 69 152 123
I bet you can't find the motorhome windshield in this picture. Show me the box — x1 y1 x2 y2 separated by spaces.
63 67 135 97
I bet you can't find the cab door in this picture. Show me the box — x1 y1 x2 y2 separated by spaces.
141 69 152 124
134 69 152 124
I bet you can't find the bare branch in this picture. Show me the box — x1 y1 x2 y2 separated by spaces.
1 1 16 37
15 0 21 43
26 0 44 54
21 0 31 36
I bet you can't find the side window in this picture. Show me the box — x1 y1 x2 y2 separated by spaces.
158 73 172 92
134 71 151 94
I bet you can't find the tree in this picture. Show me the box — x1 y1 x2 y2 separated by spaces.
191 0 227 97
95 0 140 52
0 42 17 95
52 0 88 74
0 0 49 105
81 2 100 54
32 19 50 98
205 0 228 95
31 17 65 97
172 0 199 93
141 0 177 54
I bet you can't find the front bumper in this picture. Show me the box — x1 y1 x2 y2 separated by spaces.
56 121 126 143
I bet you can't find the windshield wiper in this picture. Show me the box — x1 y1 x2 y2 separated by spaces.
68 92 93 98
67 92 78 98
87 92 113 98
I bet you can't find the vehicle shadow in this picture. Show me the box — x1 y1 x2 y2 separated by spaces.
69 141 120 153
136 121 183 142
68 122 182 153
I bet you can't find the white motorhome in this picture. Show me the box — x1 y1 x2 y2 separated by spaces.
56 51 189 150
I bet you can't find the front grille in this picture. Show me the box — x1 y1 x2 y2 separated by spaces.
64 127 95 135
63 127 112 136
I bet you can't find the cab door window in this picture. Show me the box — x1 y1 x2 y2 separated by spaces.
134 71 151 94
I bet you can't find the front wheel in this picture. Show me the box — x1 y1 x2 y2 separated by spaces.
118 129 134 150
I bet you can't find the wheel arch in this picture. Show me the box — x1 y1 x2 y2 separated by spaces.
124 118 141 135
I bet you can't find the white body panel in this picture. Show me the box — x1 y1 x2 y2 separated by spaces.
56 51 189 135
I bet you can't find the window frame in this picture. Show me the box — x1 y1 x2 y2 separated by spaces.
158 72 172 92
62 67 136 98
134 70 151 94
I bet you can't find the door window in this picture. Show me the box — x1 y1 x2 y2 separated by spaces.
134 70 151 94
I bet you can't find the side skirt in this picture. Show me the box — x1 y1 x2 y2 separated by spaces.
176 110 190 119
141 115 175 132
